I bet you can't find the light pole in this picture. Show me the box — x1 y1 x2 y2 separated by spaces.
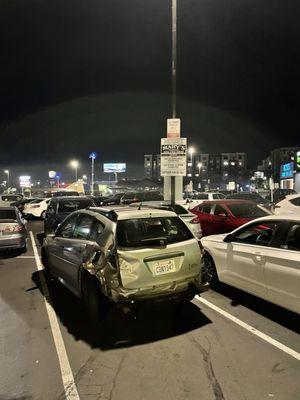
70 160 79 182
188 147 195 174
4 170 9 186
89 152 97 196
197 162 202 189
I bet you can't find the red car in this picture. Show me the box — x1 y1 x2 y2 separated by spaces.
190 199 270 237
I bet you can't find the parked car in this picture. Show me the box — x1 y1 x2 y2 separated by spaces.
266 189 297 204
41 207 208 321
201 215 300 314
190 200 271 237
44 196 96 234
274 194 300 215
44 190 80 198
120 191 163 205
23 198 51 219
129 201 202 238
0 194 23 206
0 207 27 252
101 192 126 206
92 196 110 206
189 192 226 201
226 192 273 211
10 198 38 214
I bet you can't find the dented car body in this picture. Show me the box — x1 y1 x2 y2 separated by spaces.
41 207 208 310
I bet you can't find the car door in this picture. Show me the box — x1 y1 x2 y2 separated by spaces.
57 214 97 294
264 221 300 314
211 204 230 234
47 214 79 276
193 204 213 236
225 221 282 298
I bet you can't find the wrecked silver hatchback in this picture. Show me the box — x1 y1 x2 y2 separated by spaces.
41 207 208 320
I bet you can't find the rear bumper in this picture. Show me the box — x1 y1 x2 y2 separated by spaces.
0 235 26 250
110 278 209 303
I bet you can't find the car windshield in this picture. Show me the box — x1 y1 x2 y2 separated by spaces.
0 210 17 220
117 216 193 248
58 200 94 213
227 203 268 218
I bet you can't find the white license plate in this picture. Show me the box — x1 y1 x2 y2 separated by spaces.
154 259 176 276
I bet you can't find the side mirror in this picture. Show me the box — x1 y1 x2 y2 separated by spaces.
223 233 233 243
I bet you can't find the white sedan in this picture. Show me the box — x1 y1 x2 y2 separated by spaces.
201 215 300 314
274 194 300 215
23 198 51 219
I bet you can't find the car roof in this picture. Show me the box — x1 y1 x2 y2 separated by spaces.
0 206 17 211
50 196 91 202
87 206 177 221
195 199 256 205
244 214 300 223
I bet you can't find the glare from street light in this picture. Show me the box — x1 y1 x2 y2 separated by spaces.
197 162 202 168
70 160 78 169
4 169 9 174
188 147 195 155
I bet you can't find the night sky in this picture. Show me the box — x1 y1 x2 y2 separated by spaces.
0 0 299 170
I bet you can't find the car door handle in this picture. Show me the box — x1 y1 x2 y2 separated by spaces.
254 252 265 263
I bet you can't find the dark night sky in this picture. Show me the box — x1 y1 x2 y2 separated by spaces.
0 0 299 170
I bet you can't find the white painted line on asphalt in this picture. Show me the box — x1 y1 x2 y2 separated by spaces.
195 296 300 362
17 256 35 259
30 231 80 400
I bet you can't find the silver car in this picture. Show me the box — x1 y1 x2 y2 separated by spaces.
41 207 208 321
0 207 27 252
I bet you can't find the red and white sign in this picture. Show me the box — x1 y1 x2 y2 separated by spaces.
167 118 180 138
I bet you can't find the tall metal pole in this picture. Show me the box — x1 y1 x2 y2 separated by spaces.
91 157 94 196
171 0 177 205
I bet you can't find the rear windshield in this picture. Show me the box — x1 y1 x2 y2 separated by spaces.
195 193 209 199
289 197 300 206
0 210 17 220
1 195 21 201
57 199 94 213
117 216 193 248
30 199 44 204
227 203 268 218
212 193 225 199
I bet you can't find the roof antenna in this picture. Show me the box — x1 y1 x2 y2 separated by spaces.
138 202 143 210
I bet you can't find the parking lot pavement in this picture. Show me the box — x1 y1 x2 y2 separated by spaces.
0 220 299 400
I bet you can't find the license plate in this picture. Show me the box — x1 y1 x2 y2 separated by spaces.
154 259 176 276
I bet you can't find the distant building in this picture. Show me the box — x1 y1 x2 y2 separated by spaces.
257 146 300 190
144 154 161 181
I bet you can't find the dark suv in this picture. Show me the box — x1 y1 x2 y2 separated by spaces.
120 191 163 205
44 197 95 234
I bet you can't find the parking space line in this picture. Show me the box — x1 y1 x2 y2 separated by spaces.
17 256 35 259
30 231 80 400
195 296 300 361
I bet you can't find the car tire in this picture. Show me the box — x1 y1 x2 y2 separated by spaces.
202 253 219 288
82 274 110 323
41 211 46 219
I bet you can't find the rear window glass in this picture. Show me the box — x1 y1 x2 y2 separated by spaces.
227 204 268 218
29 199 44 204
172 204 189 215
0 210 17 220
289 197 300 206
1 195 21 201
196 193 209 199
117 217 193 248
58 200 94 213
212 193 225 199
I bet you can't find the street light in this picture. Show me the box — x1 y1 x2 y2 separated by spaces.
197 162 202 174
70 160 79 182
82 174 87 181
4 170 9 186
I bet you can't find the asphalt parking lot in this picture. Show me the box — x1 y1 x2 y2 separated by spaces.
0 220 299 400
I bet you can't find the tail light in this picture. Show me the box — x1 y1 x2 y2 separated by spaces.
190 217 200 224
13 225 25 232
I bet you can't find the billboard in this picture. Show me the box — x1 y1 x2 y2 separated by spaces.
280 162 294 179
103 163 126 173
296 151 300 171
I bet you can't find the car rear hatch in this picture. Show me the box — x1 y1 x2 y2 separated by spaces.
116 216 202 290
0 220 23 238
